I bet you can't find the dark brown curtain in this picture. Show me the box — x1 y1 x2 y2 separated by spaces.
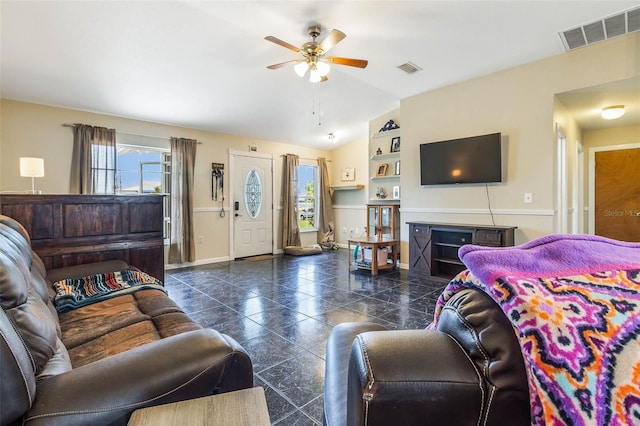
282 154 301 248
317 157 335 244
169 137 197 263
70 124 116 194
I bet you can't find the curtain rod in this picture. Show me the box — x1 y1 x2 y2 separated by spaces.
61 124 201 143
280 154 331 162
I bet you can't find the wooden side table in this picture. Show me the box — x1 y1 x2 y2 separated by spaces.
348 236 398 276
127 387 270 426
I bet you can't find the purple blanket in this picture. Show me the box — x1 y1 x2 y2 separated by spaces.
430 234 640 425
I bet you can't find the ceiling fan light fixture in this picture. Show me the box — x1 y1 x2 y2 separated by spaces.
294 61 309 77
309 68 322 83
316 61 330 76
601 105 625 120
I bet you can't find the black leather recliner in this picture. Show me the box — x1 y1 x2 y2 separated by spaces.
323 288 531 426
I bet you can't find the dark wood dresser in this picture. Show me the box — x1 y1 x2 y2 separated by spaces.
0 194 164 281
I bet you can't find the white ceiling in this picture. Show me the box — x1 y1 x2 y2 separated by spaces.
1 1 638 148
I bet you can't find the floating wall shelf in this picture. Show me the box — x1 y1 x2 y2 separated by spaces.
331 184 365 191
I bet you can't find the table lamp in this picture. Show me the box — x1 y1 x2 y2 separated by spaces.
20 157 45 194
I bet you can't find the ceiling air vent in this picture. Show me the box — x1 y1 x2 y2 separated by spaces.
560 6 640 51
397 61 422 75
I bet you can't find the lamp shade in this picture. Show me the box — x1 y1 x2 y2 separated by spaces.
316 61 330 76
20 157 45 177
294 61 309 77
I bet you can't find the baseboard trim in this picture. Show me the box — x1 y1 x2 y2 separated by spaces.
166 256 229 270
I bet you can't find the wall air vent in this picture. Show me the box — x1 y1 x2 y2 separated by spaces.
397 61 422 75
560 6 640 51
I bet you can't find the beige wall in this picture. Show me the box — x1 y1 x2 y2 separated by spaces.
328 132 369 245
395 33 638 264
2 32 637 268
0 99 337 265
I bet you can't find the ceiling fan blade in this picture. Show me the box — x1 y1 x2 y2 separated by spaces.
267 59 302 70
264 36 300 53
318 29 346 54
324 57 368 68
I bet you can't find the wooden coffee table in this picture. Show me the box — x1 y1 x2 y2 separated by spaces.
127 387 270 426
348 236 398 276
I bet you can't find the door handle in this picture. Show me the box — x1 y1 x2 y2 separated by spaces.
235 213 242 217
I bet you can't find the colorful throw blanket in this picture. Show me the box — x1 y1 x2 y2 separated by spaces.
430 234 640 426
53 269 165 313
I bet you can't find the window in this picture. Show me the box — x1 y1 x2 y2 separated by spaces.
116 144 171 239
297 164 318 232
91 143 116 194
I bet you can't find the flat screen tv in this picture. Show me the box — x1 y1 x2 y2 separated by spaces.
420 132 502 185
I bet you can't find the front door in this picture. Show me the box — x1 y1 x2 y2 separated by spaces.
594 146 640 242
231 152 274 258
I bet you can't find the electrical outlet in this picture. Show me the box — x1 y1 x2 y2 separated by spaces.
198 236 204 243
524 193 533 204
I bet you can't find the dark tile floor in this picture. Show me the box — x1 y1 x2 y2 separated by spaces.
165 248 447 425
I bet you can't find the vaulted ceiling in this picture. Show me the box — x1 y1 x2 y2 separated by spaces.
1 1 638 148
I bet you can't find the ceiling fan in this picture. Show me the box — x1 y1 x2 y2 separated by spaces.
265 25 368 83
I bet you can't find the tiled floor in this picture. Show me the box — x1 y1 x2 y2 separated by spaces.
165 248 447 425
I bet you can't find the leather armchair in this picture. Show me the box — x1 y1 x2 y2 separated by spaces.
323 288 531 426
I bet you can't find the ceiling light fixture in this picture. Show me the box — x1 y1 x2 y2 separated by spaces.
328 133 336 143
601 105 625 120
295 56 330 83
294 61 309 77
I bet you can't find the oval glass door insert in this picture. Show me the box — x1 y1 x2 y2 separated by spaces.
244 169 262 218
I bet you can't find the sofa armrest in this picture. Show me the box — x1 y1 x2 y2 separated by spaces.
25 329 253 426
347 330 484 426
324 322 389 426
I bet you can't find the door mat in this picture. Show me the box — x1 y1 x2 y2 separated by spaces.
240 254 276 262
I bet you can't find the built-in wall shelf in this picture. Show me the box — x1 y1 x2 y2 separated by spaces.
331 184 365 191
369 122 401 204
371 175 399 182
371 128 400 139
370 152 400 161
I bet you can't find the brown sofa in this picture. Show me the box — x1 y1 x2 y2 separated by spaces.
0 214 253 425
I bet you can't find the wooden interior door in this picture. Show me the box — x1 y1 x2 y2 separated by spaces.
594 147 640 242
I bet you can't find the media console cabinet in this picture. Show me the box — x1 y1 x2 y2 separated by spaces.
407 222 516 281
